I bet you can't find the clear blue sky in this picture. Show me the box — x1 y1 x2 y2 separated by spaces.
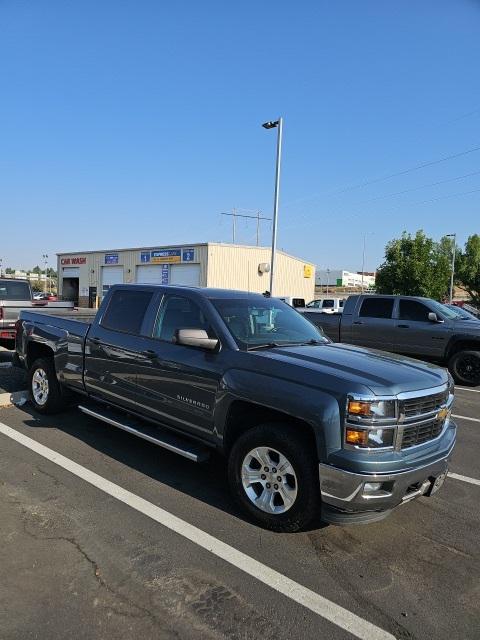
1 0 479 273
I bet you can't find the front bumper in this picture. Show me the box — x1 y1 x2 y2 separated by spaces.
319 423 456 524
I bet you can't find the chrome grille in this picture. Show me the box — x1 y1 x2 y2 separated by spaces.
402 390 449 419
401 418 445 449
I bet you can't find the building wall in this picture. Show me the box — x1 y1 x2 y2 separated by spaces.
315 269 376 288
57 242 315 306
206 244 315 300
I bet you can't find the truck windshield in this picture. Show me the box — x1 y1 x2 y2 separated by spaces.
212 297 328 350
0 281 31 301
427 299 460 321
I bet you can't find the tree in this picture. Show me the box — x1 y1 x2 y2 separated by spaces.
32 265 42 274
376 230 451 299
457 234 480 307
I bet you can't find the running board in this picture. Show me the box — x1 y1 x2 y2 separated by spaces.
78 404 210 463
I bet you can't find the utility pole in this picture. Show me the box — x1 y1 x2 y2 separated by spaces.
446 233 456 303
220 210 271 246
262 118 283 296
326 268 330 295
0 257 3 278
42 254 48 294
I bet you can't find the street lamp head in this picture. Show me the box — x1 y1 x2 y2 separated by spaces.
262 121 279 130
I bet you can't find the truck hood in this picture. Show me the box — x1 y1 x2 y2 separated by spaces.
450 318 480 332
252 342 448 396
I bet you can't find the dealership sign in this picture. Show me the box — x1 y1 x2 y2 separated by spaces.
151 249 181 264
60 257 86 265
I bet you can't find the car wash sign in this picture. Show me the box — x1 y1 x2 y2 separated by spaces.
150 249 181 264
60 256 86 265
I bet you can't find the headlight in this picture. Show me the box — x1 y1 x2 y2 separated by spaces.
345 397 397 449
345 426 395 448
347 399 396 421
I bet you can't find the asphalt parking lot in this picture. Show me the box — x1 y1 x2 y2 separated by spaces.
0 363 478 640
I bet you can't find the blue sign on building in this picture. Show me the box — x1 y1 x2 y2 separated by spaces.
140 251 151 263
151 249 181 263
182 248 195 262
105 254 119 264
161 264 169 284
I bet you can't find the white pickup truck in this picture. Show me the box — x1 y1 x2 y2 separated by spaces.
304 298 345 314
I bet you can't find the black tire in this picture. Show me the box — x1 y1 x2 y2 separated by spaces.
228 423 320 532
28 357 67 414
448 350 480 387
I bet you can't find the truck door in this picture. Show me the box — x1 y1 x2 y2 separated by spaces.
350 297 396 350
84 287 155 411
394 299 449 358
135 293 223 438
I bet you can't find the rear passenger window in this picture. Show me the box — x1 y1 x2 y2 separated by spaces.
399 300 431 322
101 290 153 335
322 299 334 308
359 298 394 319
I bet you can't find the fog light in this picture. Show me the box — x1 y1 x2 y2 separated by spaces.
364 482 381 493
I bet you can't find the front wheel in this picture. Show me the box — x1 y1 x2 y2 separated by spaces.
28 357 67 414
448 350 480 386
228 423 320 532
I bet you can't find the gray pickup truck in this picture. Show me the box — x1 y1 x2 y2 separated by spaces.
0 278 76 348
302 294 480 386
16 285 456 532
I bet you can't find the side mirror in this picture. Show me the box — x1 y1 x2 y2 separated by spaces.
175 328 219 350
428 312 443 323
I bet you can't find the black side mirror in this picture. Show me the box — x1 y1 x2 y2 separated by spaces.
175 328 219 350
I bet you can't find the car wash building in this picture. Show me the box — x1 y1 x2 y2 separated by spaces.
57 242 315 307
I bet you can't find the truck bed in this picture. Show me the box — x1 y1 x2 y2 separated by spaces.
300 310 341 341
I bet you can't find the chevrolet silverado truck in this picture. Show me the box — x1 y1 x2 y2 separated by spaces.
16 285 456 532
301 294 480 386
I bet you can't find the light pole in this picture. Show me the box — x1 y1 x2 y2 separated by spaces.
262 118 283 296
326 268 330 295
0 257 3 278
361 232 373 292
446 234 456 303
42 254 48 294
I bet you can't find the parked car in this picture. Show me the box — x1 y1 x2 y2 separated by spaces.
444 303 480 321
276 296 306 308
302 294 480 386
305 298 345 313
16 285 456 532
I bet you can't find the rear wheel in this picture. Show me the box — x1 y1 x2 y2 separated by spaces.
28 357 67 414
228 423 320 532
448 350 480 386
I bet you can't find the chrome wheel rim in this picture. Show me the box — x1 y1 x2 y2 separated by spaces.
32 368 49 406
241 447 298 514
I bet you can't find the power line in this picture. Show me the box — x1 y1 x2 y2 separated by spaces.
355 169 480 205
282 143 480 212
329 144 480 196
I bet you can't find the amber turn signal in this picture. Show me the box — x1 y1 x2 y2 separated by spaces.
347 400 372 416
345 428 369 446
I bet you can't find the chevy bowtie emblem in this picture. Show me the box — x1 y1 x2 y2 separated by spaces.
437 407 449 421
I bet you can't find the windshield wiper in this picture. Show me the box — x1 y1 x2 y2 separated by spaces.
247 339 324 351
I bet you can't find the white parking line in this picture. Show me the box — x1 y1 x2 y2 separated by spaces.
452 414 480 423
448 472 480 487
0 421 395 640
455 386 480 393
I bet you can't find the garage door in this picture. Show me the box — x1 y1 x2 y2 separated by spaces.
170 264 201 287
101 266 124 298
136 264 167 284
62 267 80 278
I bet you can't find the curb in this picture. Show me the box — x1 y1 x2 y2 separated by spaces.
0 390 28 408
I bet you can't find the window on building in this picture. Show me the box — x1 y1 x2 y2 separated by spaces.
399 300 431 322
359 298 394 319
101 290 153 334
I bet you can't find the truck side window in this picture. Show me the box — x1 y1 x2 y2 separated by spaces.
101 290 153 335
359 298 394 319
399 300 431 322
154 296 213 342
322 299 334 308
